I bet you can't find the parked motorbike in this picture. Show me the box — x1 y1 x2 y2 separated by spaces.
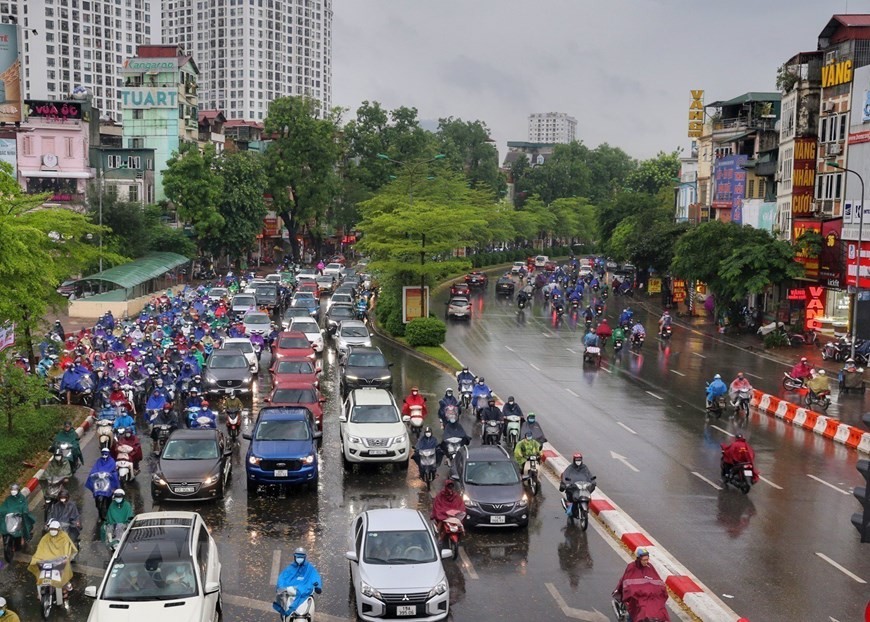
782 372 806 391
437 509 466 559
37 557 71 619
275 585 316 621
562 477 596 530
403 405 425 440
523 454 540 496
504 415 522 450
722 459 754 495
482 420 501 446
3 512 25 563
417 448 438 491
821 339 849 362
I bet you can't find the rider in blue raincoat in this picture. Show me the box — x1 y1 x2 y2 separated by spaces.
273 547 322 617
706 374 728 405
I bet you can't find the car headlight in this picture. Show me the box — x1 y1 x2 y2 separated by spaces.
203 475 218 486
348 435 362 444
248 455 262 466
345 375 360 381
393 434 406 445
302 454 316 465
517 493 529 508
205 375 217 385
428 580 447 598
462 493 477 508
361 581 382 600
152 473 167 486
376 375 392 381
243 377 253 384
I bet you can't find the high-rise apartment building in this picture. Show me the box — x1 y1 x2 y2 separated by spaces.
162 0 332 121
527 112 576 144
1 0 154 122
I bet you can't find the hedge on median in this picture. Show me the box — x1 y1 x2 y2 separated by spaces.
406 317 447 347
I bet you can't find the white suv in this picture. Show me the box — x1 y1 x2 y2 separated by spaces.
340 389 410 470
85 511 222 622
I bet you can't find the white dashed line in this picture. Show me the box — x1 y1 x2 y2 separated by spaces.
565 347 576 354
617 421 637 435
270 549 282 585
815 552 866 584
645 391 663 400
744 372 763 380
692 352 707 359
759 476 783 490
504 345 515 352
566 388 580 397
709 425 734 437
670 369 686 377
529 362 542 371
458 548 479 580
691 471 723 491
807 473 851 495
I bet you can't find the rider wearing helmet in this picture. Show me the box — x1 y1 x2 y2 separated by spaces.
514 431 542 473
273 547 322 618
613 547 669 622
805 368 830 398
720 433 758 484
502 396 523 419
438 388 460 423
705 373 728 407
455 367 475 389
559 453 596 493
520 412 547 444
413 426 443 473
790 356 813 381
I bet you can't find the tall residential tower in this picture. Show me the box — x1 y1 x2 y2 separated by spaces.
527 112 576 144
161 0 332 121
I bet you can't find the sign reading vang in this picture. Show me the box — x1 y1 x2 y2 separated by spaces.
821 60 853 88
688 90 704 138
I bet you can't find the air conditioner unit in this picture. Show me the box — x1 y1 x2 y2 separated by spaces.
826 143 842 157
820 202 835 218
822 101 835 113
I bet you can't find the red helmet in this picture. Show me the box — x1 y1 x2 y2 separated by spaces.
572 452 583 462
201 400 209 408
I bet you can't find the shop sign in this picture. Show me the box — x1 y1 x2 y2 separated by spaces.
24 100 82 123
713 155 748 210
688 90 704 138
846 240 870 288
822 60 853 88
793 219 821 278
0 24 22 124
262 215 280 237
672 279 686 303
119 88 178 109
121 58 178 73
787 288 807 301
819 219 846 289
804 286 826 330
402 286 429 323
849 129 870 145
647 278 662 294
791 138 817 216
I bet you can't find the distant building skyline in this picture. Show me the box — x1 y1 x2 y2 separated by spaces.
527 112 576 144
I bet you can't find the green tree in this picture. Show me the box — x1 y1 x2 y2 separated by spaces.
587 143 636 203
436 116 503 192
624 150 681 195
526 142 592 204
212 150 268 263
0 353 51 433
163 142 223 249
263 96 341 260
598 190 658 244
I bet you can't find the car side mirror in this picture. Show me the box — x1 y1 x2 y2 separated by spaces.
319 397 326 403
345 551 358 562
263 397 271 403
339 415 347 423
84 586 97 598
204 581 220 595
441 548 454 560
315 367 322 374
242 432 252 440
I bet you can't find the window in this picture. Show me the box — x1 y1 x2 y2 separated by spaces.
127 156 140 169
107 155 122 168
758 180 766 199
64 137 74 158
22 135 33 156
196 526 209 581
815 172 844 200
128 184 138 202
748 179 755 199
132 109 143 120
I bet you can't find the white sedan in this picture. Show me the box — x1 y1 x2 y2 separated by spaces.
289 318 325 353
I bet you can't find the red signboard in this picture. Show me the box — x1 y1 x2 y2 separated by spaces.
846 240 870 288
787 288 808 301
792 138 817 216
672 279 687 303
819 219 845 289
849 130 870 145
794 219 821 278
262 216 280 238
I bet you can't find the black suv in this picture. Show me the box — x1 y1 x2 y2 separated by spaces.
339 346 393 396
452 445 529 528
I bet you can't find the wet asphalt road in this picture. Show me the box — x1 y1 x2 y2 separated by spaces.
0 299 668 622
439 273 870 622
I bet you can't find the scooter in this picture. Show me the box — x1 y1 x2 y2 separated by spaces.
660 324 673 340
41 476 68 523
523 454 540 496
782 372 806 391
226 408 242 441
115 444 136 487
96 409 116 451
444 437 464 468
103 521 128 552
517 294 528 310
805 388 831 411
732 388 752 418
37 557 71 620
583 346 601 367
417 448 438 491
459 382 473 411
275 585 316 621
152 423 173 456
722 460 754 495
55 441 78 474
403 405 425 440
438 509 466 559
3 513 25 563
504 415 522 450
612 337 624 353
89 471 113 521
705 392 726 419
630 332 645 350
562 477 596 530
191 414 217 430
482 420 501 446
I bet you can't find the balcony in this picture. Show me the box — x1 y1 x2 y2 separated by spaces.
712 116 777 132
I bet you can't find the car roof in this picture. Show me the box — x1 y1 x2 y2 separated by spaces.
348 345 381 355
364 508 427 531
209 349 246 358
291 317 318 325
223 337 253 344
166 429 221 441
339 319 367 329
272 379 318 389
244 311 270 318
278 330 309 339
348 388 394 406
257 407 312 421
463 444 511 460
449 297 470 303
329 304 355 314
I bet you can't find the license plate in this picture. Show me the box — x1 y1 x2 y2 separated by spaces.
274 469 288 477
368 450 387 456
396 606 416 616
173 486 195 493
743 469 753 477
41 578 53 586
490 515 506 524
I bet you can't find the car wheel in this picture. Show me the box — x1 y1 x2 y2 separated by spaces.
341 447 352 472
307 476 318 492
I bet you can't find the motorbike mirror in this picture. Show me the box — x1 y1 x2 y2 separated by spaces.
388 363 394 367
441 548 454 560
223 448 233 456
242 433 252 441
344 551 358 562
402 415 411 423
84 586 98 598
319 397 326 403
591 475 597 481
339 414 347 423
204 581 220 595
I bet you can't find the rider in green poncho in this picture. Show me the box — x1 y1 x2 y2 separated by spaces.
0 484 36 541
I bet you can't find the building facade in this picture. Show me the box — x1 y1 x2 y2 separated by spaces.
119 45 199 202
1 0 154 122
674 156 698 223
162 0 332 121
90 146 155 205
527 112 576 144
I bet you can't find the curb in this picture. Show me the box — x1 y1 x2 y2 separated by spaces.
540 444 747 622
751 390 870 455
22 410 95 497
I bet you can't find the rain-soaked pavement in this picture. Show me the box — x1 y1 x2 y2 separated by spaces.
438 272 870 622
0 298 673 622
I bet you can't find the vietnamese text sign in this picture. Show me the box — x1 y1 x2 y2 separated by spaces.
0 24 22 123
791 138 817 216
688 90 704 138
712 154 748 210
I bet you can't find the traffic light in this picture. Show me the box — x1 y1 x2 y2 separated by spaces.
852 414 870 543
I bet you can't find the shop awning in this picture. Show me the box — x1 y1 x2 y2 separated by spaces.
79 252 189 289
20 170 93 179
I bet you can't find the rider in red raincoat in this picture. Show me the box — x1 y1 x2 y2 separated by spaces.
430 479 465 523
401 387 428 417
720 434 758 483
596 319 613 344
613 547 670 622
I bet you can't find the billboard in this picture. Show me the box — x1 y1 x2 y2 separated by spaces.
121 58 178 74
120 88 178 109
24 100 83 123
0 137 15 177
0 24 21 124
819 219 845 290
688 90 704 138
402 286 429 323
793 219 822 279
791 138 816 216
712 155 748 210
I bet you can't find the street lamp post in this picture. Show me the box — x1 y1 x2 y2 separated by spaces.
376 153 445 319
827 161 865 359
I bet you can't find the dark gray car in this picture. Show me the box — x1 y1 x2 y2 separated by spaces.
204 350 254 398
326 303 356 334
340 346 393 396
452 445 529 528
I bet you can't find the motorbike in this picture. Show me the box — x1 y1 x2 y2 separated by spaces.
226 408 242 441
37 557 71 619
482 420 501 446
562 478 596 530
553 301 565 318
115 443 136 487
473 395 489 420
611 595 629 621
104 521 128 552
191 414 217 430
517 294 528 310
96 409 116 451
583 346 601 367
437 509 466 559
3 512 25 563
403 405 425 440
782 372 806 391
459 382 473 411
523 454 541 496
444 437 464 468
55 441 78 474
805 388 831 411
152 423 173 456
185 405 202 428
41 475 68 523
705 390 726 419
594 304 604 317
722 459 754 494
89 471 113 521
612 337 624 353
821 339 849 362
570 298 581 312
504 414 522 450
275 585 316 621
733 388 752 418
417 448 438 491
660 324 673 340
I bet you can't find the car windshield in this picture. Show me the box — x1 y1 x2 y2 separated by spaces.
293 292 315 300
316 277 333 284
222 341 254 354
102 559 198 600
275 360 315 374
162 439 219 460
278 337 310 349
209 354 248 369
245 314 270 325
363 530 436 565
292 322 319 335
209 288 227 297
272 389 317 403
332 295 352 304
350 405 399 424
283 309 309 319
326 263 342 270
464 460 520 485
255 286 275 297
341 326 369 338
346 353 386 367
233 296 255 307
254 420 310 441
298 269 317 276
330 307 354 319
450 299 470 307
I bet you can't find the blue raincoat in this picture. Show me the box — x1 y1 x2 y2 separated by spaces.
273 560 322 616
86 457 120 497
706 378 728 402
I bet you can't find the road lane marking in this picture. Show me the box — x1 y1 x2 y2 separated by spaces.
645 391 663 400
270 549 282 586
710 424 734 437
566 347 576 354
670 369 686 377
505 345 515 352
815 552 867 584
610 451 639 472
599 365 612 373
566 388 580 397
530 362 542 371
744 372 763 380
545 582 610 621
692 352 706 359
691 471 723 491
759 476 783 490
458 548 479 580
807 474 850 495
616 422 637 435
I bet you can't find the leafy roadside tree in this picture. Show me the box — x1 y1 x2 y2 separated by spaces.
436 116 503 193
624 150 681 195
0 353 51 433
263 96 341 260
163 142 223 249
212 151 268 264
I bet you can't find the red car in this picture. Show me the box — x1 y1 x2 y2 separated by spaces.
544 261 558 272
450 282 471 297
297 280 320 297
464 271 488 288
264 380 324 436
330 254 347 265
271 330 316 361
270 357 322 387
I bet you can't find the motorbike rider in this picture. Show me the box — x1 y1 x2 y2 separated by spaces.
437 388 460 424
440 410 471 453
401 386 428 417
52 421 83 472
805 369 830 399
582 329 601 350
613 547 670 622
471 377 492 414
108 381 134 414
413 427 444 473
112 428 143 473
0 597 21 622
840 358 865 391
430 479 465 528
102 489 135 545
658 310 672 334
28 520 78 599
224 390 243 416
46 489 81 545
560 452 596 496
480 397 504 439
273 547 322 618
720 433 759 483
0 484 36 542
706 373 728 408
514 431 542 474
502 396 523 419
150 403 178 441
456 366 475 390
520 412 547 444
112 407 136 434
596 318 613 345
729 372 753 406
189 400 216 428
41 448 72 489
630 321 646 342
790 356 813 383
185 386 204 410
86 448 120 521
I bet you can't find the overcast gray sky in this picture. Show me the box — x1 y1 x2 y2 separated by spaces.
333 0 866 162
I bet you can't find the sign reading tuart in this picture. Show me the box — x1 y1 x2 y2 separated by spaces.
687 90 704 138
821 59 853 88
120 88 178 109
